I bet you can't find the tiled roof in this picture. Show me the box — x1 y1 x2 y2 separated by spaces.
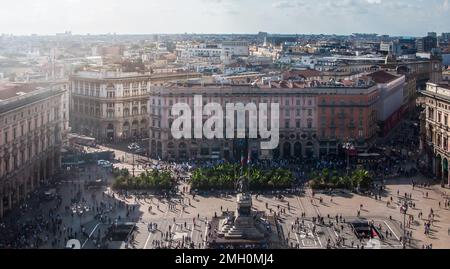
0 88 64 114
282 69 321 80
0 83 49 101
368 70 399 84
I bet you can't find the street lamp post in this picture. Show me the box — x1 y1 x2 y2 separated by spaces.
128 142 140 177
346 149 350 176
400 200 409 249
343 141 355 176
132 152 135 177
79 213 83 235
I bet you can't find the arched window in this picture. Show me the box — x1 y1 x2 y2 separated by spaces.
124 108 130 117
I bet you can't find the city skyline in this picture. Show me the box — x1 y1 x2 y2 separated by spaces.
1 0 450 252
1 0 449 36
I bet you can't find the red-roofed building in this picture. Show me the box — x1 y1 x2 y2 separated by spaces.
282 69 322 81
317 84 380 155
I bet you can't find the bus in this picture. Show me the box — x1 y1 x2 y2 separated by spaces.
68 133 96 147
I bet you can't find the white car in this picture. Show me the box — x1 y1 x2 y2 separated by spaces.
97 160 112 168
102 161 112 168
128 143 140 151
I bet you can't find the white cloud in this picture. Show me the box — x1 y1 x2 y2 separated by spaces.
366 0 382 4
272 1 296 8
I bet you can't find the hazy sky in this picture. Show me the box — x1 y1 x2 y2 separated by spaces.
0 0 449 36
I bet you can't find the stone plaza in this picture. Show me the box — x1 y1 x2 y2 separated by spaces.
1 142 450 249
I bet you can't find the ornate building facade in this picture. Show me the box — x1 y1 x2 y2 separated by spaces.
0 83 68 218
69 71 201 142
421 82 450 186
148 78 380 161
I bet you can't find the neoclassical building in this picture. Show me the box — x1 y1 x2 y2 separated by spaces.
69 71 201 142
421 82 450 186
149 83 318 161
0 83 68 219
148 77 382 161
70 71 151 142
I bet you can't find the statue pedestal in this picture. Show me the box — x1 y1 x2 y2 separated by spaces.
219 193 264 240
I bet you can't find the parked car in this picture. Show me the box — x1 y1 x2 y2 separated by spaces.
97 160 112 168
41 189 57 201
85 179 107 190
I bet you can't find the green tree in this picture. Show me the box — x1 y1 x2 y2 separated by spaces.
351 169 372 190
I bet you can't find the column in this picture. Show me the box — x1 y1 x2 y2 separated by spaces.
25 178 28 198
0 195 3 219
42 162 47 184
16 186 20 204
432 157 436 175
162 142 168 160
433 157 439 176
38 163 42 186
55 151 61 171
442 159 446 183
448 170 450 187
30 173 34 191
49 155 54 177
8 193 12 210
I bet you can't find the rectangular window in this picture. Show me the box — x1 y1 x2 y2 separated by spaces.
4 158 9 172
330 129 335 138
